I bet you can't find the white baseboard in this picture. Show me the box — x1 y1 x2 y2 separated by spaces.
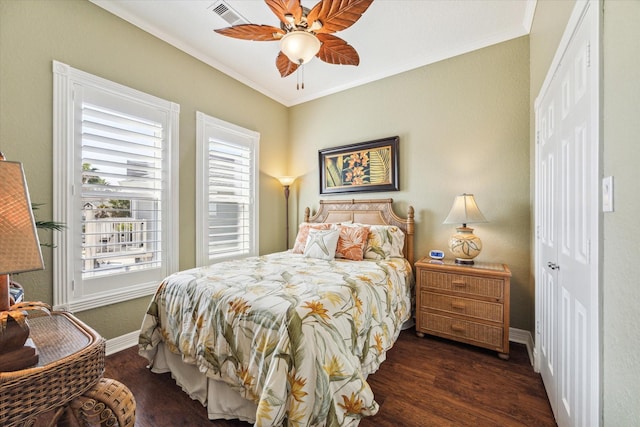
106 330 140 356
509 327 535 365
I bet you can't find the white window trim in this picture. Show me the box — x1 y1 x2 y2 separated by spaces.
195 111 259 267
52 60 179 312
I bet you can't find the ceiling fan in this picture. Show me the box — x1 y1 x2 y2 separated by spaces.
214 0 374 88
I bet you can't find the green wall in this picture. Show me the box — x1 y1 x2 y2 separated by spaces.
602 0 640 423
0 0 289 339
288 37 532 331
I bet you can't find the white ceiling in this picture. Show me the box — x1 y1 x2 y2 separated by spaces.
90 0 536 107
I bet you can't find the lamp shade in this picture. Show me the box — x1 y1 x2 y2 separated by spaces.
0 161 44 275
277 176 296 186
280 31 321 64
443 193 487 226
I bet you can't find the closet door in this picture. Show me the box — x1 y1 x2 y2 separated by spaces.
535 1 600 426
537 76 559 421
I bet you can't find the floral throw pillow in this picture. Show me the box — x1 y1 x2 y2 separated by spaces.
335 224 370 261
292 222 332 254
303 228 340 260
364 225 405 260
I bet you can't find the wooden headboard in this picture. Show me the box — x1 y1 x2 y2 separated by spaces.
304 198 415 265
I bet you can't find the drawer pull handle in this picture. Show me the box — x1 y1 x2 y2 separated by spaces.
452 281 467 288
451 325 466 333
451 302 466 310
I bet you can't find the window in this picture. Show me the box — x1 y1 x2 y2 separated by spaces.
196 112 259 266
53 61 179 311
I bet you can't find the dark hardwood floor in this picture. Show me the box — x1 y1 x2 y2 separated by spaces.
105 329 556 426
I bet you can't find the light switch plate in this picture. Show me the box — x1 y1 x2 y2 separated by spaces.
602 176 614 212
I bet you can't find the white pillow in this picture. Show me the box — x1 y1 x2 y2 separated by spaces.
303 228 339 260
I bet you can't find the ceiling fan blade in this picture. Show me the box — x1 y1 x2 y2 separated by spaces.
265 0 303 27
215 24 284 41
316 34 360 66
276 51 299 77
307 0 374 34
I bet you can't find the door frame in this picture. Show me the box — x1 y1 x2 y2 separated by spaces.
533 0 601 424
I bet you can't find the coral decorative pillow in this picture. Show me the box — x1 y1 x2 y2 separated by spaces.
335 224 370 261
303 228 339 260
364 225 406 260
292 222 332 254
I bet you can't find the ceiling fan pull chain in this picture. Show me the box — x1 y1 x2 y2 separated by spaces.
296 61 305 90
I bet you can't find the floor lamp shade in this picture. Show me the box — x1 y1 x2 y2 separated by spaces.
443 193 487 264
277 176 296 187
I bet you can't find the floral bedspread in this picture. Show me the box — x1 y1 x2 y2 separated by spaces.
138 251 414 427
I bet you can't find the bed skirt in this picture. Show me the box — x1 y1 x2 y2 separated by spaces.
151 342 258 423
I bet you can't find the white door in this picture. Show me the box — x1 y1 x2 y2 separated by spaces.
535 1 600 426
537 80 559 420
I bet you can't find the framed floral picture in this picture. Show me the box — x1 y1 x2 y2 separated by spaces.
319 136 399 194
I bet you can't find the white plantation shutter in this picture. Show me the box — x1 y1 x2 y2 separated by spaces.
81 103 163 278
53 61 179 311
207 139 251 258
196 112 259 265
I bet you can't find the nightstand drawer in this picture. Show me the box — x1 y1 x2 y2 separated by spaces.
421 270 504 300
421 292 503 322
419 312 504 348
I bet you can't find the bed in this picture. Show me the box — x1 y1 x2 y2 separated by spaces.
138 199 415 427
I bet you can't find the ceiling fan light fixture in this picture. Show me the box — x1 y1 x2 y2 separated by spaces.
280 31 321 65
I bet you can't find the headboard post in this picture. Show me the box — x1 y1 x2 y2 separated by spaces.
406 206 415 265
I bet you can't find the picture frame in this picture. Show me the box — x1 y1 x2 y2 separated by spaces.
319 136 399 194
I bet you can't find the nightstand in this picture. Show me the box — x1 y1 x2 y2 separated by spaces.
415 258 511 359
0 312 135 426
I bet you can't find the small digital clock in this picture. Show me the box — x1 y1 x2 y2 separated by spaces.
429 249 445 260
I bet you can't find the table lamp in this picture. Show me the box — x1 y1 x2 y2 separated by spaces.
443 193 488 265
277 176 296 249
0 157 46 371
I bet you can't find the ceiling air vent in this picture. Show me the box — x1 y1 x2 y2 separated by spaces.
210 1 249 26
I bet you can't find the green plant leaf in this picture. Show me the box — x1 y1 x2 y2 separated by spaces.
31 203 66 248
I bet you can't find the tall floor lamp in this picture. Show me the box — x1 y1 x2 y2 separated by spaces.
277 176 296 249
